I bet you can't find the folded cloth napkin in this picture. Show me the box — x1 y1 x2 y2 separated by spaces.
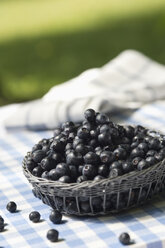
1 49 165 131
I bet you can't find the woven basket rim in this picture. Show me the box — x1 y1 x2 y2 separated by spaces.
22 157 165 190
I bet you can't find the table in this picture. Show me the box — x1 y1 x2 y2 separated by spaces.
1 102 165 248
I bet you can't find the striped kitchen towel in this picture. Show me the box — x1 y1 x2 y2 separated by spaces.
1 49 165 131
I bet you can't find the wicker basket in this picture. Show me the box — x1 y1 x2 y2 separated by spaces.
22 157 165 216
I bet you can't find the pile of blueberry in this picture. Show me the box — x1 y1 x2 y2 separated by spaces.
24 109 165 183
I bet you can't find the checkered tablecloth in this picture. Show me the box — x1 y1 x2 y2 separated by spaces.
0 102 165 248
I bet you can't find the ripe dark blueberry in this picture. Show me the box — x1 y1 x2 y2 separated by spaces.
109 168 123 178
118 144 131 153
29 211 41 223
96 113 110 124
159 148 165 156
138 142 148 152
149 138 161 150
75 144 88 155
26 159 37 172
113 147 127 160
51 152 63 164
137 159 149 171
154 152 164 161
98 132 112 145
55 163 70 177
54 127 62 137
32 166 43 177
95 146 103 156
100 124 110 134
32 150 46 163
98 164 109 177
88 139 98 148
66 152 83 165
130 148 145 159
0 216 4 225
84 109 96 122
90 129 99 138
146 150 156 157
41 171 49 179
49 169 59 181
59 175 71 183
40 157 54 171
49 210 62 224
77 127 90 139
93 175 105 181
82 164 97 179
124 125 134 138
73 138 84 149
109 161 123 170
77 175 87 183
47 229 59 242
83 122 93 131
119 232 131 245
84 152 100 165
68 132 75 142
50 140 65 152
65 143 73 151
32 144 42 152
131 141 139 149
6 201 17 213
146 156 157 166
100 151 114 164
132 157 142 167
122 162 133 173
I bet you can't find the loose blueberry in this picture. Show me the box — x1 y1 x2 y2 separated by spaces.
29 211 41 223
119 232 131 245
6 201 17 213
49 210 62 224
47 229 59 242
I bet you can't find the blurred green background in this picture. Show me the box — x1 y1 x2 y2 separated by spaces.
0 0 165 105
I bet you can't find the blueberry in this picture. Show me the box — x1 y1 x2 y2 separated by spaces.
96 113 110 124
130 148 145 159
32 144 42 152
154 152 164 161
109 161 123 170
73 138 84 149
77 175 87 183
131 141 139 149
122 162 133 173
149 138 161 150
51 152 63 164
138 142 148 152
113 147 127 160
100 124 110 133
84 109 96 122
6 201 17 213
55 163 70 177
120 137 131 145
49 169 59 181
62 121 74 129
32 166 43 177
66 152 83 165
90 129 99 138
119 232 131 245
41 171 49 179
118 144 131 153
0 223 4 232
54 127 62 137
40 157 54 171
82 164 97 179
98 132 112 145
50 140 65 152
49 210 62 224
137 159 149 171
146 156 157 166
26 159 37 172
93 175 105 181
32 150 46 163
88 139 98 148
69 165 78 180
75 144 88 155
95 146 103 156
132 157 142 167
100 151 114 164
47 229 59 242
98 164 109 177
29 211 41 223
59 175 71 183
146 150 156 157
124 125 134 138
84 152 100 165
109 168 123 178
78 165 84 175
77 127 90 139
65 143 73 151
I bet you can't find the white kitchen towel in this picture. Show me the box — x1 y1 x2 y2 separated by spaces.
2 49 165 130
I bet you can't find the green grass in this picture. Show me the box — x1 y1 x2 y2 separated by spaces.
0 0 165 104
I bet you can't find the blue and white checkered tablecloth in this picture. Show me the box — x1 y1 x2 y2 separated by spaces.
1 102 165 248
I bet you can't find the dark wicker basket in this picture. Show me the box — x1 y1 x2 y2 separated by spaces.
22 157 165 216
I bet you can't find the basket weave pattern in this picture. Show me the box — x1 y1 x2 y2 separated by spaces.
23 158 165 216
